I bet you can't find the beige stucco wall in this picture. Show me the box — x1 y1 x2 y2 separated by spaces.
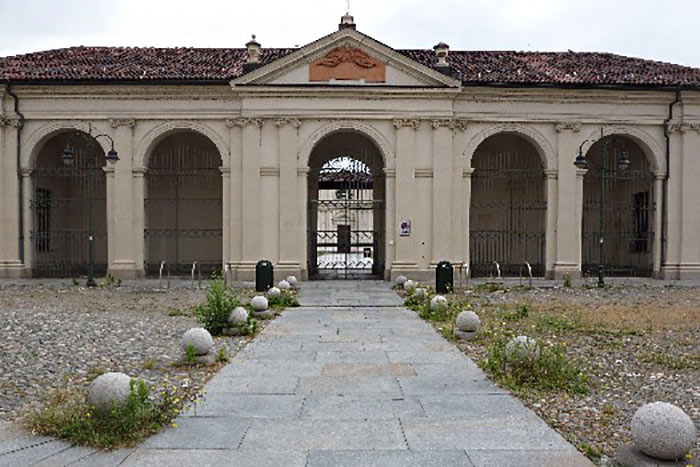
1 82 699 280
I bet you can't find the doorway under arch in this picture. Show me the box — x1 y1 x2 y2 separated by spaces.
30 131 108 277
144 131 223 276
582 135 655 276
307 131 385 279
469 133 547 277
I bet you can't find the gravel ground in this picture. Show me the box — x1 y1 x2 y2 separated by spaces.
446 282 700 463
0 280 257 422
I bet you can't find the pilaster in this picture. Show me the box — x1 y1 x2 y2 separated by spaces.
392 119 418 274
0 117 24 277
431 123 453 265
277 119 302 276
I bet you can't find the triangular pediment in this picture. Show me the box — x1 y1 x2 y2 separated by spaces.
231 28 461 88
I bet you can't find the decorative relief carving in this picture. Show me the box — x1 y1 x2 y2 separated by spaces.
226 118 264 128
555 122 581 132
393 119 419 130
431 119 469 131
666 123 700 133
310 47 385 83
0 115 21 127
273 118 302 129
109 118 136 129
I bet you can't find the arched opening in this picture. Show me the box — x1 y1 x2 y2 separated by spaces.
308 131 385 279
30 132 107 277
470 133 547 277
144 131 223 276
582 136 654 276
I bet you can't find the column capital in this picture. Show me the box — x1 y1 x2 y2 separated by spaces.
102 166 116 176
653 171 668 181
297 167 310 176
430 118 469 131
273 118 302 129
109 118 136 129
555 122 582 132
226 117 264 128
132 166 147 177
393 119 419 130
462 168 475 178
20 168 32 177
384 168 396 178
575 168 588 178
666 122 700 133
544 169 558 179
0 115 21 128
219 167 231 175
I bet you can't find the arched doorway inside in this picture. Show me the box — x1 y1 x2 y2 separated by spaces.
308 131 385 279
470 133 547 277
582 135 654 276
30 131 108 277
144 131 223 276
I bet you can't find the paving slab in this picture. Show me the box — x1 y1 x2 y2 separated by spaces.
141 417 250 449
296 375 403 396
308 449 473 467
204 374 299 394
466 449 592 467
184 394 304 418
301 395 426 419
121 449 307 467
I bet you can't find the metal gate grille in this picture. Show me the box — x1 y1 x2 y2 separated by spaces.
144 132 222 276
30 134 107 277
582 140 654 276
308 154 384 279
470 134 546 277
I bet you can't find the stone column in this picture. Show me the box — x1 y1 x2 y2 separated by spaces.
553 124 583 278
277 119 302 277
461 168 474 267
392 119 418 276
662 125 684 278
240 119 263 280
107 119 139 278
431 121 453 265
384 167 396 279
544 169 558 278
678 125 700 278
0 117 22 276
653 172 665 275
226 121 243 274
21 168 32 276
131 167 146 276
220 167 231 268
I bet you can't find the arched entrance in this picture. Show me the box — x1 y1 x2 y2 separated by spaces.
30 132 107 277
307 131 385 279
582 136 654 276
144 131 223 275
470 133 547 277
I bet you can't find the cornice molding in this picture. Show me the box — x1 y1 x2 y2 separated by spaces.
555 122 581 132
109 118 136 129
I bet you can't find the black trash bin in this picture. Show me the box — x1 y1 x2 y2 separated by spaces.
255 260 274 292
436 260 453 294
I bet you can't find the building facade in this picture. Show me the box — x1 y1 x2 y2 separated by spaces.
1 17 700 281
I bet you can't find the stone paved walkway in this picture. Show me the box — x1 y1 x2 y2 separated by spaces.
1 280 592 466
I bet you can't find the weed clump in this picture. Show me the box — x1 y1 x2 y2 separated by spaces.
195 277 240 335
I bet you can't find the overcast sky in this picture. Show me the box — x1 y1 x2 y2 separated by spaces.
1 0 699 68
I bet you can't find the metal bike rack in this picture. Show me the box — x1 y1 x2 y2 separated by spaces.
191 261 201 289
492 261 501 280
159 260 170 289
519 261 533 288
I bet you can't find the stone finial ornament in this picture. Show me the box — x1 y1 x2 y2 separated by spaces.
430 295 448 311
246 35 261 64
395 275 408 286
228 307 249 326
278 280 291 290
403 279 416 292
455 310 480 340
505 336 540 364
433 42 450 66
285 276 298 287
182 328 214 356
251 295 269 311
267 286 281 298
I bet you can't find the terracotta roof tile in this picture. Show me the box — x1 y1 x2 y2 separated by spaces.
1 46 699 88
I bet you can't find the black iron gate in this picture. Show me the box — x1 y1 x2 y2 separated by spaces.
582 140 655 276
30 135 107 277
144 133 223 276
469 135 547 277
308 156 384 279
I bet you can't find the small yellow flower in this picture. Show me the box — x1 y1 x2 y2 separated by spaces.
172 423 178 428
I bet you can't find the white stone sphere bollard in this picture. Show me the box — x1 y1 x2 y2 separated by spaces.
413 288 426 299
267 286 281 298
455 310 480 340
251 295 269 311
228 306 249 326
631 402 697 460
182 328 214 356
278 280 291 290
430 295 448 311
87 372 132 411
285 276 298 287
395 275 407 286
403 279 416 292
505 336 540 364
